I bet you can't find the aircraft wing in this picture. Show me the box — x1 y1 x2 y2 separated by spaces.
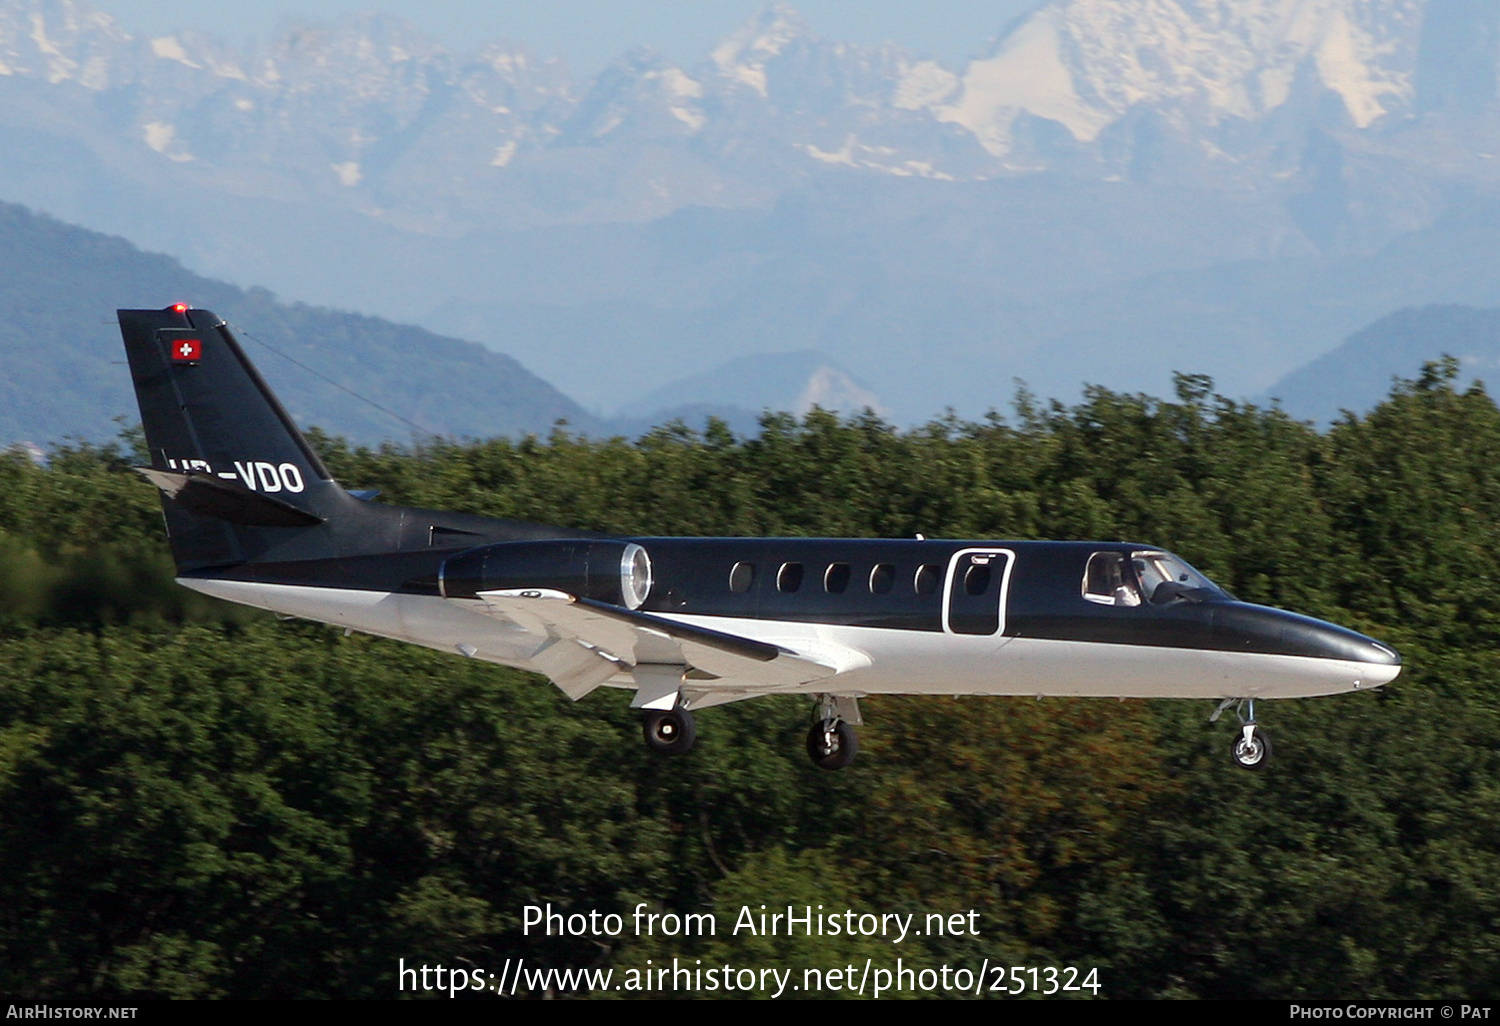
470 588 867 707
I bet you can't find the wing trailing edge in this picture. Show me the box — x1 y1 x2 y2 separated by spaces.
468 588 868 702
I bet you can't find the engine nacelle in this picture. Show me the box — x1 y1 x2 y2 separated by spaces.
439 540 653 609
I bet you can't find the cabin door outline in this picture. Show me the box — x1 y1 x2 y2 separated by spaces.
942 548 1015 636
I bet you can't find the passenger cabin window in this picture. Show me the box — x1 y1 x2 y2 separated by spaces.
1083 552 1141 607
825 563 851 594
729 561 755 594
914 564 941 595
777 562 804 593
869 563 895 594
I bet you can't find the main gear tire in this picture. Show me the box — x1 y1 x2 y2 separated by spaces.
643 709 696 756
807 720 857 770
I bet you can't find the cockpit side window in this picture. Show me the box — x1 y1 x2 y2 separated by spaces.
1083 552 1141 607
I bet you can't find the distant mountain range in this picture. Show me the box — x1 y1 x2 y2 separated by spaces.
612 350 886 437
0 184 1488 449
3 1 1500 423
0 201 597 446
0 199 884 447
1265 305 1500 423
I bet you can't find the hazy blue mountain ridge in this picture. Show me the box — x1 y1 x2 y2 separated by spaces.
0 201 601 447
3 1 1500 421
1266 304 1500 423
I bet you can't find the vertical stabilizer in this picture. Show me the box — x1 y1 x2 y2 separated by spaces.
118 306 351 571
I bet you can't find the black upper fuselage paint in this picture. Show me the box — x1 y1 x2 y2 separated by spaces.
629 537 1397 666
193 523 1399 667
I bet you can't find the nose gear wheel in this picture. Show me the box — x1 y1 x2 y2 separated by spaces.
1212 697 1271 770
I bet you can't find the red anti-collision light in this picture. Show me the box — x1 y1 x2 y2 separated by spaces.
169 303 189 313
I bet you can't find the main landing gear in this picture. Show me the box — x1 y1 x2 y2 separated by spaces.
639 695 864 769
642 708 696 756
806 694 860 771
1212 697 1271 770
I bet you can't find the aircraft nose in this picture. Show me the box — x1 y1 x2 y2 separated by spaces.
1216 603 1402 669
1336 628 1402 685
1305 618 1401 669
1333 626 1402 688
1362 637 1402 667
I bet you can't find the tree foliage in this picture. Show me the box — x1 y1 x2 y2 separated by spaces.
3 364 1499 998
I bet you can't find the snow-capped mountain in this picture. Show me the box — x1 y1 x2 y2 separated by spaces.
939 0 1424 155
2 0 1500 432
0 0 1486 225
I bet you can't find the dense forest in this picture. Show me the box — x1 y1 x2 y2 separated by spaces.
3 363 1499 999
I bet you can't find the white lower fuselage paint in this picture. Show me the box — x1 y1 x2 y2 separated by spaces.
184 578 1400 703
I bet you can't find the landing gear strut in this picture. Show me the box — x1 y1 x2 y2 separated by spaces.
1212 698 1271 770
642 708 696 756
806 694 859 770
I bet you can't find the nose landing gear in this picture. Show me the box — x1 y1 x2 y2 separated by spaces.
1213 697 1271 770
1232 722 1271 769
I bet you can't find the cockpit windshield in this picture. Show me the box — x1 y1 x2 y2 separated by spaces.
1083 550 1227 607
1130 551 1222 603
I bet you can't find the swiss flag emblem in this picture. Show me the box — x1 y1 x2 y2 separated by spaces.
171 337 202 362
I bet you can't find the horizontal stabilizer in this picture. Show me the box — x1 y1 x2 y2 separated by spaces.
136 467 327 528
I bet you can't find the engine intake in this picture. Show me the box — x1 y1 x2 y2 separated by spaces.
439 540 652 609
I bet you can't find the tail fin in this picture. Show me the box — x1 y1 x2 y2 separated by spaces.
119 306 354 572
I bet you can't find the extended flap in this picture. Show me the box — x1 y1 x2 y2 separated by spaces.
471 589 860 688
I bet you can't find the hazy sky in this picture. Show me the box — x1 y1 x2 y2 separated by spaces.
84 1 1047 74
